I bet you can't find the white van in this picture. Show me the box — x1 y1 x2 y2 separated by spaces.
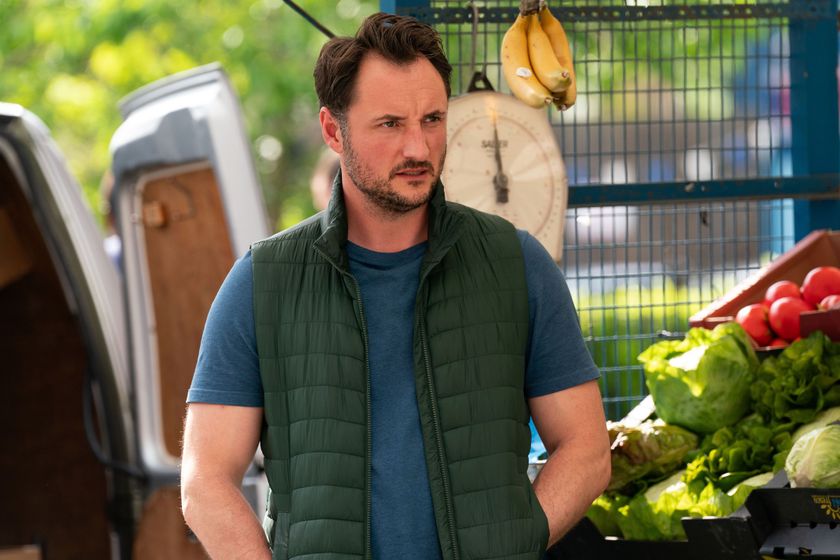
0 64 269 559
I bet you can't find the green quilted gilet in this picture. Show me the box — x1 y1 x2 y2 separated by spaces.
252 178 548 560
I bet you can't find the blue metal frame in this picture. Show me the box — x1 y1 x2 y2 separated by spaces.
385 0 840 235
569 176 840 207
789 0 840 239
381 0 428 15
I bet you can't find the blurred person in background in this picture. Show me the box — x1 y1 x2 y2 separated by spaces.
180 12 610 560
310 148 340 212
99 170 122 272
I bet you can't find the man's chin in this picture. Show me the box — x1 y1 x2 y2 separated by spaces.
379 185 435 214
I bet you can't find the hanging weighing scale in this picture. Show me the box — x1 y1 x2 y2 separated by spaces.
442 3 568 261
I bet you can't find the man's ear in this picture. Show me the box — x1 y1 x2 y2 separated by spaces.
319 108 344 155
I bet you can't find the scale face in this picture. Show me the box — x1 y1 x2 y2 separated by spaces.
443 90 568 261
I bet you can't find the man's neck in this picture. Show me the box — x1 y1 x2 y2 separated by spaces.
342 185 430 253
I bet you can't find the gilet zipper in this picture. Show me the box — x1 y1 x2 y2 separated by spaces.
314 247 373 560
418 301 460 560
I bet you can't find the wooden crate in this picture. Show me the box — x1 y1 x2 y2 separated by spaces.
689 230 840 341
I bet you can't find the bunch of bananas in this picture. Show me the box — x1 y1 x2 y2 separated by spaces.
501 1 576 111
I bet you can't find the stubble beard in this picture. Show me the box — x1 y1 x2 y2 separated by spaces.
342 124 446 216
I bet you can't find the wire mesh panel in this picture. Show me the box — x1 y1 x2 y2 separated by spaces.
565 198 794 419
403 0 813 419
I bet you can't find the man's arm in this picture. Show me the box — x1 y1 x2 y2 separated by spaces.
529 379 611 547
181 403 270 559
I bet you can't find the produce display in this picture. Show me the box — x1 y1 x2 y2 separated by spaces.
734 265 840 347
589 325 840 542
501 0 576 110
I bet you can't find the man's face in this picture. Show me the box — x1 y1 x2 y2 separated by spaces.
338 53 448 215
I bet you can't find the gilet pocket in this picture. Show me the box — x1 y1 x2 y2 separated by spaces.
263 511 290 560
527 483 550 555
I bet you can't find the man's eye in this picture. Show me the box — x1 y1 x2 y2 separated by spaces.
382 121 397 128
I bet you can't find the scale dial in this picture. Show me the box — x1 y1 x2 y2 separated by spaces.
443 91 568 261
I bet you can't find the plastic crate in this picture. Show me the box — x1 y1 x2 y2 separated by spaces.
745 472 840 559
549 472 840 559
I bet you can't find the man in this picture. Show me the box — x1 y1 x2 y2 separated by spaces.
181 12 610 560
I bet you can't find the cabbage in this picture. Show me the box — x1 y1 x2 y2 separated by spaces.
638 323 758 433
606 419 698 492
785 424 840 488
792 406 840 443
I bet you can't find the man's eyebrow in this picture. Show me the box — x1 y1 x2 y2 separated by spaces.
374 114 405 122
372 110 447 122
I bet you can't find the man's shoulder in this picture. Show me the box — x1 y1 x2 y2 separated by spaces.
250 211 325 259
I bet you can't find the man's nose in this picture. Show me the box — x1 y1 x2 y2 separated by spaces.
402 124 431 161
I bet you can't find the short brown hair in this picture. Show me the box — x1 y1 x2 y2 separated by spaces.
314 12 452 122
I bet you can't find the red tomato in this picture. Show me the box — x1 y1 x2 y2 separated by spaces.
768 338 789 348
768 296 816 341
735 303 773 346
819 294 840 310
801 266 840 306
763 280 801 307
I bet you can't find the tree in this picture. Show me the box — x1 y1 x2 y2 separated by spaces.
0 0 377 229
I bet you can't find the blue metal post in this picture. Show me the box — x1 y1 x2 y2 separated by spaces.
789 0 840 240
381 0 430 14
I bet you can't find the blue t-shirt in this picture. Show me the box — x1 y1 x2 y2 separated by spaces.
188 229 598 559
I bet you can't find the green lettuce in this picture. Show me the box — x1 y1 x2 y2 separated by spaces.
683 413 792 492
726 471 775 510
751 332 840 425
610 469 773 541
614 471 690 540
586 493 628 537
785 424 840 488
792 406 840 443
607 419 698 492
638 323 758 433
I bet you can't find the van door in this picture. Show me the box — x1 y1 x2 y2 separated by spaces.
109 64 270 557
0 102 137 559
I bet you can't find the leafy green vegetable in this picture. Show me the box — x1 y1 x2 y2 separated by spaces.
751 332 840 425
607 419 699 492
610 469 759 541
586 493 628 537
792 406 840 444
682 335 840 495
638 323 758 433
683 413 793 492
726 471 774 511
615 471 689 540
785 424 840 488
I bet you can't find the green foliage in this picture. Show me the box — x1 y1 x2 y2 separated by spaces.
0 0 377 228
